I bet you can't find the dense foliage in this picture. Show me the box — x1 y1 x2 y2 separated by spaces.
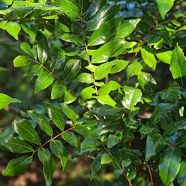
0 0 186 185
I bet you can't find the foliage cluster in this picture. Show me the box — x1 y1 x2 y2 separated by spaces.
0 0 186 185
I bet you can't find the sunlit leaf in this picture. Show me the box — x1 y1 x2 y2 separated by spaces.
13 55 31 67
51 82 67 100
6 22 21 40
61 103 76 124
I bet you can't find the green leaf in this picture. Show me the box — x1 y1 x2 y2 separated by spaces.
101 153 112 164
2 156 32 176
126 60 143 78
177 160 186 186
90 39 136 63
75 73 94 84
64 90 77 104
13 55 31 67
44 102 65 131
62 131 80 148
38 148 55 186
62 59 81 81
90 152 102 180
107 134 121 149
99 80 121 96
145 134 167 161
13 119 41 145
28 110 53 137
21 23 38 41
110 60 129 74
50 140 68 171
35 72 54 93
61 103 76 124
156 0 174 19
6 22 21 40
137 71 157 93
116 19 140 38
141 48 157 70
20 42 36 59
88 17 121 46
51 82 67 100
122 86 142 110
170 44 186 85
5 136 34 153
0 21 7 30
36 31 50 63
94 61 116 80
94 95 116 107
156 50 172 64
0 93 21 109
55 0 79 21
80 86 96 100
159 148 181 185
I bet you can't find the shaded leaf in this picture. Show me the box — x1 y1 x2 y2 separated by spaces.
2 156 32 176
20 42 36 59
62 131 80 148
38 148 55 186
159 148 181 185
50 140 68 171
0 93 21 109
13 119 41 145
107 134 121 149
61 103 76 124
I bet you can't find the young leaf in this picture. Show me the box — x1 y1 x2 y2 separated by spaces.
101 153 112 164
62 131 80 148
0 93 21 109
38 148 55 186
156 0 174 19
116 19 140 38
61 103 76 124
177 160 186 186
62 59 81 81
170 44 186 85
50 140 68 171
93 95 116 107
28 110 53 137
5 136 34 153
6 22 21 40
80 86 96 100
2 156 33 176
44 102 65 131
13 55 31 67
13 119 41 145
156 50 172 64
122 86 142 110
51 82 67 100
145 134 167 161
35 72 54 93
159 148 181 185
94 61 116 80
36 31 50 63
141 48 157 70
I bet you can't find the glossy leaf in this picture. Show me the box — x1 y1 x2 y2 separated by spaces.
61 103 76 124
94 95 116 107
110 60 129 74
44 102 65 131
156 0 174 19
36 31 50 63
20 42 36 59
38 148 55 186
75 73 94 84
141 48 157 70
21 23 38 41
170 45 186 85
94 61 116 80
122 86 142 110
51 82 67 100
101 153 112 164
145 134 167 161
6 22 21 40
88 17 121 46
13 119 41 145
28 110 53 137
0 93 21 109
126 60 143 78
50 140 68 171
116 19 140 38
159 148 181 185
80 86 96 100
2 156 32 176
64 90 77 104
5 136 34 153
62 131 80 148
35 71 54 93
62 59 81 81
13 55 31 67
